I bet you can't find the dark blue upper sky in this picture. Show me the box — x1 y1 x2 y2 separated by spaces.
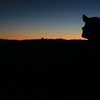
0 0 100 39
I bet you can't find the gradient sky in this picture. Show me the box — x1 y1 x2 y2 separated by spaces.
0 0 100 40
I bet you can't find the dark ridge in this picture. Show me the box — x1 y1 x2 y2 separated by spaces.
0 39 99 99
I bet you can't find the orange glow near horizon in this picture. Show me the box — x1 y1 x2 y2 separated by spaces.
0 33 84 40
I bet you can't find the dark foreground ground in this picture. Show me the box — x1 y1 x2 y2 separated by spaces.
0 39 100 100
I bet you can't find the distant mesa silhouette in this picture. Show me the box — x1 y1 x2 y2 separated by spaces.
82 15 100 41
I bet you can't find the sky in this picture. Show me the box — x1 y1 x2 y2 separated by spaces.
0 0 100 40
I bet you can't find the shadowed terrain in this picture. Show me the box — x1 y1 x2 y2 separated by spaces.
0 39 99 99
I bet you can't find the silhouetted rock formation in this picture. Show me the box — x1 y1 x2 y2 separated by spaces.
82 15 100 41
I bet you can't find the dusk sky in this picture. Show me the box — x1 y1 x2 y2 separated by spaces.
0 0 100 40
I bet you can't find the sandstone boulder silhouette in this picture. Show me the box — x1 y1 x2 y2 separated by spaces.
82 15 100 41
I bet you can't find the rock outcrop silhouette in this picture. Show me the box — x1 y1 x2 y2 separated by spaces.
82 15 100 41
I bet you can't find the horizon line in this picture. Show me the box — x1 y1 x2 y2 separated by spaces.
0 38 86 41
